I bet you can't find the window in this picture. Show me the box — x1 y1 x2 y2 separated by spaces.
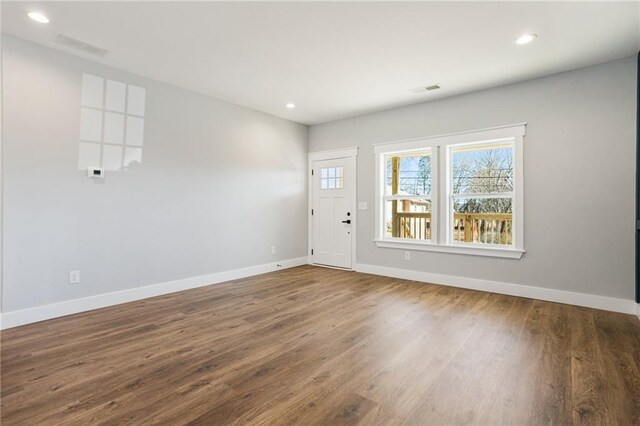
375 124 525 258
320 167 344 189
78 73 146 172
383 150 433 240
449 142 513 246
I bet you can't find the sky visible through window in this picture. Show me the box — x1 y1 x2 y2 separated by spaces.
452 145 513 195
385 154 431 196
386 145 513 213
452 144 513 215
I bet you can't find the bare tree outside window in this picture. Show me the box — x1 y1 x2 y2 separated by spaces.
451 143 514 244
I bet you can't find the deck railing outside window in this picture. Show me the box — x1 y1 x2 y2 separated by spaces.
390 209 513 245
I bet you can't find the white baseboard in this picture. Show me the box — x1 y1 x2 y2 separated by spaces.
0 257 308 330
354 263 637 315
2 259 635 329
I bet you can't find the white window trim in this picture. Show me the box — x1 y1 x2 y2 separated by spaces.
374 124 525 259
381 147 437 244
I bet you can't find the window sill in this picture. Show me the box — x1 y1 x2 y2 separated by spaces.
374 239 525 259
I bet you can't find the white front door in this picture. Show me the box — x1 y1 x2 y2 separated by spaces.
311 157 355 269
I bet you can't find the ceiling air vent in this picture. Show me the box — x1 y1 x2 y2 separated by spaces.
53 33 109 57
410 84 441 94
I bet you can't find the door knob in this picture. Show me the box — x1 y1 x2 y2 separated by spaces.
342 219 351 224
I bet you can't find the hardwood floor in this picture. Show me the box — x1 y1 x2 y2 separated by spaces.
1 265 639 425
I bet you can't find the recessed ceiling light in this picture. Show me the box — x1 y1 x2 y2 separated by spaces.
516 34 537 45
286 103 296 109
28 12 50 24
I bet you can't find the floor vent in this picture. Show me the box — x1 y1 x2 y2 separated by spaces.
53 33 109 57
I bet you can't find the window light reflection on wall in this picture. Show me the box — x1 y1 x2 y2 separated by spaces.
78 73 146 173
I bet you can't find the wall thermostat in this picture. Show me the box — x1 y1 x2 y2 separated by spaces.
88 167 104 178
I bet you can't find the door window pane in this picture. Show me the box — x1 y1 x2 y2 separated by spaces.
320 167 344 190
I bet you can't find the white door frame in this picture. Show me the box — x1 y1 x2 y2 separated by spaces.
308 147 358 269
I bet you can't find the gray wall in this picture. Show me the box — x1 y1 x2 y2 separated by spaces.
2 36 308 312
310 56 637 301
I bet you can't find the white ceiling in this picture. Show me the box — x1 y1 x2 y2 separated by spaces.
3 2 639 125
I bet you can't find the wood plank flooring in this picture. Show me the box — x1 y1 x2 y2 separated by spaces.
1 265 639 425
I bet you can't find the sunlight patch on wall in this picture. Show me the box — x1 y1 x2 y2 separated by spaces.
78 73 146 172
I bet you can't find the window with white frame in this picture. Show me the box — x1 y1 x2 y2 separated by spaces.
383 149 433 241
374 124 525 258
449 141 513 246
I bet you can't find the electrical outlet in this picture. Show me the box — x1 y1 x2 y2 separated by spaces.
271 246 276 255
404 251 411 261
69 270 80 284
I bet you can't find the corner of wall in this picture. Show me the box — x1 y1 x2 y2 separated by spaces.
0 257 309 330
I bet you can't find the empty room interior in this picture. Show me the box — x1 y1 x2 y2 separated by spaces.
1 1 640 424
